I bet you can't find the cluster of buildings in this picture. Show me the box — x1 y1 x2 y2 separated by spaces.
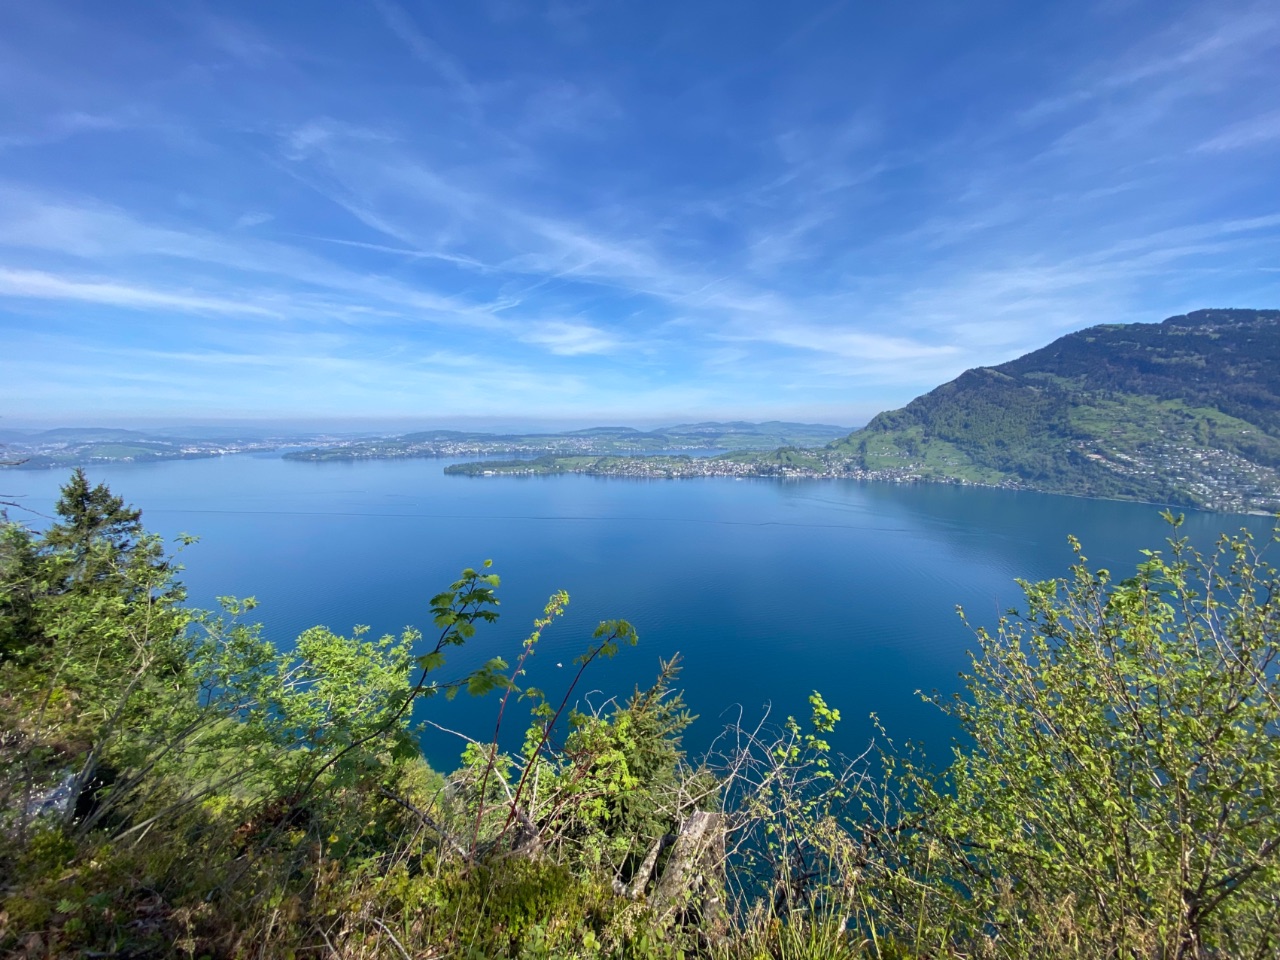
1087 442 1279 513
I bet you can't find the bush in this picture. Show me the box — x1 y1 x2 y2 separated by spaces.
895 515 1280 957
4 472 1278 959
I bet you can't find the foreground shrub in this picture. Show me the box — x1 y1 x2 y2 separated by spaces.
3 473 1277 959
881 516 1280 957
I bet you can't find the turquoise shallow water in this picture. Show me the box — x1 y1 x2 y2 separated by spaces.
9 455 1273 771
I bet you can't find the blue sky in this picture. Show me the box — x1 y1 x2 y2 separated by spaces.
2 0 1278 428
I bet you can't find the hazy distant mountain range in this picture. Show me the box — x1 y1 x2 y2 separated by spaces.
281 422 850 461
0 428 298 469
0 422 851 470
8 309 1279 512
450 309 1280 513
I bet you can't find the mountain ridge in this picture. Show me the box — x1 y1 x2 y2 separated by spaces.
448 309 1280 512
831 308 1280 511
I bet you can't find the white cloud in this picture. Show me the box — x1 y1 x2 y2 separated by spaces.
2 0 1278 422
0 111 132 151
518 321 624 355
282 118 394 161
727 322 959 363
0 267 280 316
0 186 506 327
234 212 274 229
369 0 481 109
518 80 621 138
1195 110 1280 153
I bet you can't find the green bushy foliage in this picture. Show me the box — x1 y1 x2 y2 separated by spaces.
853 515 1280 959
3 471 1277 960
943 517 1279 956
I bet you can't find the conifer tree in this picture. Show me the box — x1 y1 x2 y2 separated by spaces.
43 467 143 558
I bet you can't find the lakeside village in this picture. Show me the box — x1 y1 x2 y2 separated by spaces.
446 452 1017 487
7 423 1277 514
1084 441 1280 514
446 441 1280 514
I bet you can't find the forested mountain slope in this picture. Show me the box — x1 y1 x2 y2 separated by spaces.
833 309 1280 511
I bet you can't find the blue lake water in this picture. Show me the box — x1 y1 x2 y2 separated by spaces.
9 455 1274 772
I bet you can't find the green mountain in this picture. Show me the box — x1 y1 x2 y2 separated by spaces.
832 308 1280 512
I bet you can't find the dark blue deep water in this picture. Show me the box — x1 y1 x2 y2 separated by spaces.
10 455 1274 772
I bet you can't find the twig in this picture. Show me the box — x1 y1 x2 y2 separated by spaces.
377 786 467 858
369 917 412 960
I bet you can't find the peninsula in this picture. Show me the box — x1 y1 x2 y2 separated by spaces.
448 309 1280 514
281 422 849 462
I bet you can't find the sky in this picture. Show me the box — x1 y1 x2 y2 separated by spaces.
1 0 1279 429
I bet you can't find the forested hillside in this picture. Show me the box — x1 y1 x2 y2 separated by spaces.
834 309 1280 511
2 474 1279 958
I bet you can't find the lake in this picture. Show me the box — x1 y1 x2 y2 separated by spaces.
9 455 1274 772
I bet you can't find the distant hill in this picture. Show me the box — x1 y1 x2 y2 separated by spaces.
27 428 154 442
832 309 1280 512
1 428 333 470
661 420 848 437
285 422 851 462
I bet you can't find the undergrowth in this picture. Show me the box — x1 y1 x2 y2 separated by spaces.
2 471 1277 959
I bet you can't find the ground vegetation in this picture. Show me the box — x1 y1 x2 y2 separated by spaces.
2 474 1277 958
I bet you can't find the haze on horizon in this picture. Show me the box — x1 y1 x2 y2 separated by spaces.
2 0 1278 426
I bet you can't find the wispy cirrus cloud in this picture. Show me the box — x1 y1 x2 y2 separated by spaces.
233 212 274 229
517 321 629 356
0 0 1277 423
0 110 131 151
370 0 481 109
1196 110 1280 153
0 267 281 317
0 186 509 326
720 323 963 384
